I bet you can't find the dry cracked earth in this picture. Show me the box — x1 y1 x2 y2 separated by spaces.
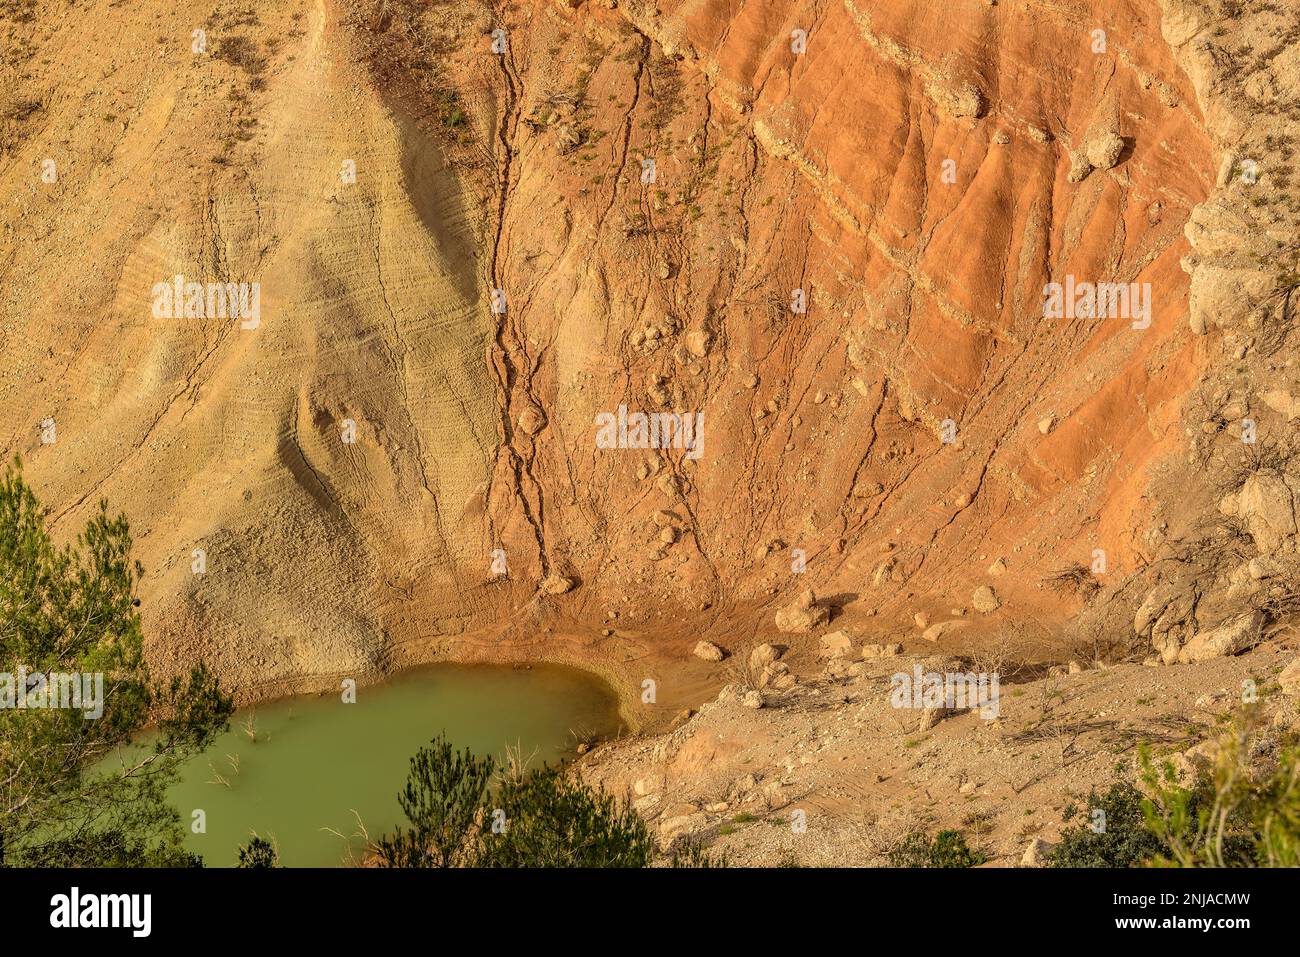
3 0 1300 864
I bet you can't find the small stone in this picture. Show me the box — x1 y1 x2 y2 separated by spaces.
1037 415 1055 435
693 640 725 661
1085 130 1125 170
540 575 575 595
922 619 968 642
517 404 547 435
862 642 903 659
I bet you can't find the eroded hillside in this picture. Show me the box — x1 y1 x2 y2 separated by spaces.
1 0 1296 711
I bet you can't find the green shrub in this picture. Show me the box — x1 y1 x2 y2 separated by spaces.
889 829 986 867
376 733 718 868
1048 781 1168 867
237 836 279 868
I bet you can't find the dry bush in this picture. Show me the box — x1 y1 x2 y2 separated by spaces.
1043 562 1102 600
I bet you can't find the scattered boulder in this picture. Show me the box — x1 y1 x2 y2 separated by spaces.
750 642 782 672
862 642 903 659
1278 659 1300 696
775 588 831 633
1176 610 1265 663
1133 580 1198 664
693 640 725 662
922 619 968 642
1236 472 1297 553
972 585 1000 613
819 630 855 658
1021 837 1054 867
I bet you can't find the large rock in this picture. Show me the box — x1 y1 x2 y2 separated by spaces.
749 642 782 672
819 630 855 658
1236 472 1297 553
1021 837 1054 867
775 588 830 633
972 585 1000 614
1133 580 1198 664
1278 659 1300 696
1176 610 1265 663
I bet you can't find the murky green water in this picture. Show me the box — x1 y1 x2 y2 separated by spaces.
143 664 622 867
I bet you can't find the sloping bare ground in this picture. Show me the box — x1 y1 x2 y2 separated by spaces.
579 637 1300 866
3 0 1299 862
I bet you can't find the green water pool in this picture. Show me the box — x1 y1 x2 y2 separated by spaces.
120 663 623 867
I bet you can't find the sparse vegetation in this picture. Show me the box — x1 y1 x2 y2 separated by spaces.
1049 712 1300 868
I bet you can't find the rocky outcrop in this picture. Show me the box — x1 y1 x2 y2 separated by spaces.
1 0 1272 695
